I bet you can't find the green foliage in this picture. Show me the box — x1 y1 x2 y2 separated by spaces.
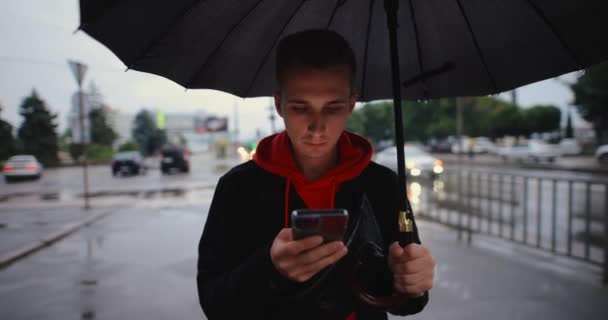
0 104 15 161
89 106 117 146
69 143 114 162
132 109 166 156
348 96 561 145
87 144 114 161
17 90 59 166
118 140 140 152
520 105 561 136
571 61 608 144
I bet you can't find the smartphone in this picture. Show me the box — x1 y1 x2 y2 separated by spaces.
291 208 349 242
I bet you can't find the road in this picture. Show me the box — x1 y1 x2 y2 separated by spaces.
1 152 607 319
1 190 606 320
0 153 240 205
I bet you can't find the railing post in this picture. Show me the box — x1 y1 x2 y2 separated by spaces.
604 184 608 285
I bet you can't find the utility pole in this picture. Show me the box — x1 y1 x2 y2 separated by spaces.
233 98 240 143
268 102 276 134
68 60 90 210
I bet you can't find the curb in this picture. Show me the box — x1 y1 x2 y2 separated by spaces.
0 210 114 270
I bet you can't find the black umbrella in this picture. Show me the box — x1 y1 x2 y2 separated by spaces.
78 0 608 305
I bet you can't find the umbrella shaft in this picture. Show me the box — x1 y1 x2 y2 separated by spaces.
385 0 407 212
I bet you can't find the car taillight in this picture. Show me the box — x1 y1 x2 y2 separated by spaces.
25 164 38 171
3 165 13 172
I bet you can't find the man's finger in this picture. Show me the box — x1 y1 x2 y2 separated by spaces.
403 244 429 259
391 255 429 274
294 245 348 278
296 241 344 266
285 235 324 255
388 242 405 262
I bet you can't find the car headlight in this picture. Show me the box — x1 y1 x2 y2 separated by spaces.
410 168 421 176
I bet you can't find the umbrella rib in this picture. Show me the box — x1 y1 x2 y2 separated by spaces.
523 0 582 68
359 0 376 100
244 1 308 96
128 0 205 70
185 0 266 88
407 0 429 100
455 0 498 93
325 0 348 29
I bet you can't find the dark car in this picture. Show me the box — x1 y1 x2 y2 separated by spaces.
161 146 190 174
112 151 146 176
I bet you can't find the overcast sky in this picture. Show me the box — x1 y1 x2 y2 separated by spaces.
0 0 587 142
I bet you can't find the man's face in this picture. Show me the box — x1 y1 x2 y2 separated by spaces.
274 65 357 161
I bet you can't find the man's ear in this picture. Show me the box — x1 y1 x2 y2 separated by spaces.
348 93 358 113
274 92 284 117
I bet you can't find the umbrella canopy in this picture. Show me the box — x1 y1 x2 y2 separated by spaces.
80 0 608 101
79 0 608 308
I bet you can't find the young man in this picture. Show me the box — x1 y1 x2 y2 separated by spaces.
197 29 434 320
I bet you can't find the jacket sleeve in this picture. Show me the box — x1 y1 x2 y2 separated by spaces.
196 176 301 319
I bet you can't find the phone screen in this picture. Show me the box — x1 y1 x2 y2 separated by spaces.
291 208 349 242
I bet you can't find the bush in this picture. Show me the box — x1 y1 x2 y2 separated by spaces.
69 143 113 163
118 140 140 152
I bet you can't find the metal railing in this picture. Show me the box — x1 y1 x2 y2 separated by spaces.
410 168 608 284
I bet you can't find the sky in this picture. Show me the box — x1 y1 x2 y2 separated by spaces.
0 0 588 142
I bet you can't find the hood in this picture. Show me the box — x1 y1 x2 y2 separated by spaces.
253 130 373 226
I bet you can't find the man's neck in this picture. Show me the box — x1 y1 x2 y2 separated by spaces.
294 148 339 181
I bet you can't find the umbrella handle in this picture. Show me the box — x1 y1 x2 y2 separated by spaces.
351 261 411 309
397 210 414 247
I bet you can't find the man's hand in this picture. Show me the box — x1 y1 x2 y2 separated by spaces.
388 242 435 297
270 228 348 283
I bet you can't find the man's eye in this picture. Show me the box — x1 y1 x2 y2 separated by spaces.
325 107 343 114
291 106 307 113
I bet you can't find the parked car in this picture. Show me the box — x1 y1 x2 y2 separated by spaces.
559 138 582 156
496 140 561 163
451 136 496 154
595 144 608 164
112 151 146 176
2 155 43 182
374 144 444 179
161 146 190 174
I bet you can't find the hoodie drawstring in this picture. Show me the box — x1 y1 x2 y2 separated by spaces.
284 177 291 228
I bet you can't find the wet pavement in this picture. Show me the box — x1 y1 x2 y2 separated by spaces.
1 151 607 319
0 189 606 320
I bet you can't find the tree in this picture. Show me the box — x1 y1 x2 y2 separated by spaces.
571 61 608 144
17 90 59 165
132 109 166 156
118 140 140 152
565 108 574 138
521 105 561 135
0 102 15 161
89 106 117 146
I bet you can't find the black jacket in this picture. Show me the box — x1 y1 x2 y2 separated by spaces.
197 160 428 320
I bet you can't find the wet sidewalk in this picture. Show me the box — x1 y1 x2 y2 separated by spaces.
404 221 608 320
1 200 606 319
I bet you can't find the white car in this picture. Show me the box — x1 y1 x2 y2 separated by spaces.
451 137 496 154
595 144 608 164
559 138 582 156
374 144 444 178
496 140 561 163
2 155 44 182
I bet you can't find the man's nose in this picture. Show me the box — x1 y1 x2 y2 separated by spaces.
307 113 326 133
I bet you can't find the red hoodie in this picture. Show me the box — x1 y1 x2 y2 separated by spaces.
253 130 373 227
254 131 372 320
